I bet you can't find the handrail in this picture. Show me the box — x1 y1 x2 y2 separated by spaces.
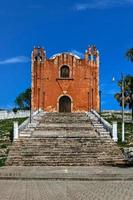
90 110 113 136
18 109 46 132
18 118 30 131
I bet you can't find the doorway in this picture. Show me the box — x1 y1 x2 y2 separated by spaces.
59 96 71 112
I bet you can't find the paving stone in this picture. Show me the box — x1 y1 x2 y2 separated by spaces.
0 166 133 200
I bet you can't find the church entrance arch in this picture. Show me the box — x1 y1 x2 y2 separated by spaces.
59 96 71 112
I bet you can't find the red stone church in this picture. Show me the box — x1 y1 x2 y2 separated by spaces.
31 45 100 112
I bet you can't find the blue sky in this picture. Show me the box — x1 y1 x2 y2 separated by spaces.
0 0 133 110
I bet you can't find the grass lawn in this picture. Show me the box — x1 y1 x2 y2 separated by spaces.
0 118 27 139
101 112 133 148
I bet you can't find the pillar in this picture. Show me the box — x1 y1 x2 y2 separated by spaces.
112 121 118 142
13 121 19 141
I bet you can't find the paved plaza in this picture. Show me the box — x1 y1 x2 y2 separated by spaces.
0 166 133 200
0 179 133 200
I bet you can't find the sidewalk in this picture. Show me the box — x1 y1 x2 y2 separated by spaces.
0 166 133 200
0 166 133 180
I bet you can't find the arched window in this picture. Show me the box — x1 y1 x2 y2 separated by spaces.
60 65 70 78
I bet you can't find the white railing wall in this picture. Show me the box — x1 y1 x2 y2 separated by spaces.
0 110 30 120
90 110 118 142
91 110 112 133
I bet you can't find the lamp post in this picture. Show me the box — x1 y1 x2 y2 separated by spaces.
121 74 125 143
30 92 32 123
99 90 102 114
112 74 125 143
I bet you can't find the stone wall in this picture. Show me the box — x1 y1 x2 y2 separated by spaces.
124 147 133 165
0 110 30 120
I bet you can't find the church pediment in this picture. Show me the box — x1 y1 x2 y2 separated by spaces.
50 52 80 60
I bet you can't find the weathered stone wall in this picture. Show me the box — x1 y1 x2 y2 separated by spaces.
124 147 133 165
32 46 100 112
0 110 30 120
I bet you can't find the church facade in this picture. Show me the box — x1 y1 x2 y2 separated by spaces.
31 45 100 112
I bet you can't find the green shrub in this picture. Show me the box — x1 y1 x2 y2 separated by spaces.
0 144 7 148
0 118 27 141
0 157 6 167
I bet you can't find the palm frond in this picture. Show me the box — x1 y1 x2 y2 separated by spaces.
126 48 133 62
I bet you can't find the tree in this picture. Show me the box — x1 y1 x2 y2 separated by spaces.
115 75 133 120
14 88 31 110
126 48 133 62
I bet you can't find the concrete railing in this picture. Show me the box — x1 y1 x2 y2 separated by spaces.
91 110 112 133
14 109 45 140
18 118 30 132
18 110 41 132
90 110 118 142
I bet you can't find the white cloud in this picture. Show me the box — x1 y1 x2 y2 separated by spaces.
0 56 30 65
71 49 84 58
74 0 133 11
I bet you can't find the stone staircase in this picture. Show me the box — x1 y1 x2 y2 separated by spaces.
6 112 126 166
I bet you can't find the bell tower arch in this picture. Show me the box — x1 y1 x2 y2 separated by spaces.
31 47 46 110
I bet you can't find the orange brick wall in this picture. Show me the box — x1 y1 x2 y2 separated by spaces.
31 46 100 112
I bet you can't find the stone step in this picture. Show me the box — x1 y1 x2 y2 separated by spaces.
10 141 115 147
19 133 31 137
9 150 123 157
7 157 124 164
27 123 38 128
11 139 115 145
24 128 35 131
39 117 90 123
31 132 97 138
7 155 124 161
32 128 97 133
9 145 117 152
9 146 120 155
7 159 125 166
36 123 92 128
19 131 32 136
